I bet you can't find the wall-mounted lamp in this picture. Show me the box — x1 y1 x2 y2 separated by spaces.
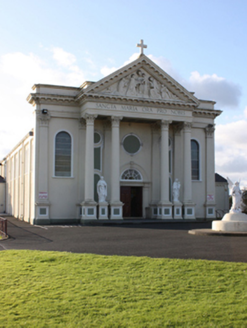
42 109 48 114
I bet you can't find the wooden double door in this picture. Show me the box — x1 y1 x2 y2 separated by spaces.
120 186 143 218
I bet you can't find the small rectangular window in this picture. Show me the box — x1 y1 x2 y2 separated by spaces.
39 208 47 216
153 208 158 215
176 208 180 215
208 208 214 215
87 208 94 215
164 208 170 215
113 208 120 215
187 208 193 215
101 208 106 215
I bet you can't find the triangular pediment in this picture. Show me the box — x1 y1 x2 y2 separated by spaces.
77 55 199 107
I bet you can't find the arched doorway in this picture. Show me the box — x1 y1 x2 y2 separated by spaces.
120 169 143 218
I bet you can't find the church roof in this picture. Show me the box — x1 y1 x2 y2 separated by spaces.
215 173 228 183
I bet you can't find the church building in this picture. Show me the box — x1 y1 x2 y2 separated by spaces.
0 41 223 224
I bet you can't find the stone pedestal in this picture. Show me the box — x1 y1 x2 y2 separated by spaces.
212 213 247 232
110 202 123 220
157 203 173 219
81 201 97 220
98 202 108 220
183 203 196 219
173 201 182 219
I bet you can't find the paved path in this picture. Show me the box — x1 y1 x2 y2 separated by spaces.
1 216 247 262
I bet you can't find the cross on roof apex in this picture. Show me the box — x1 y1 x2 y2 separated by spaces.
136 39 147 55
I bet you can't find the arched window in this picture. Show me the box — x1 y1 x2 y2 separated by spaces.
55 132 72 177
121 169 142 181
191 140 199 180
94 132 103 171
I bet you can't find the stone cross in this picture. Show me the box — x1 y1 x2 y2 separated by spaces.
137 39 147 55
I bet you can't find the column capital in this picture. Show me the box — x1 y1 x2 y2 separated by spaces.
183 122 192 132
161 120 172 129
205 124 215 138
84 114 97 124
111 116 123 127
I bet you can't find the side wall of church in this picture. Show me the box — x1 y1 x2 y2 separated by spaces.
2 133 34 222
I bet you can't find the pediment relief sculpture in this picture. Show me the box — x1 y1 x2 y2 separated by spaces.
99 69 180 101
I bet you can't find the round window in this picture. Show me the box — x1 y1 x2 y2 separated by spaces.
123 135 141 155
94 132 101 145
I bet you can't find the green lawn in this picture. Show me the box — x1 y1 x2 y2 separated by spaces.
0 250 246 327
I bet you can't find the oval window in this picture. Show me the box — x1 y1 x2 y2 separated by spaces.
123 135 141 155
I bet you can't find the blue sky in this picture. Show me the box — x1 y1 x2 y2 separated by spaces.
1 0 247 184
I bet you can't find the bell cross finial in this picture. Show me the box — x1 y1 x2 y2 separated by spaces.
136 39 147 55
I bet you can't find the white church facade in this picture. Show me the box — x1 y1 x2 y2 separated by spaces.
0 45 223 224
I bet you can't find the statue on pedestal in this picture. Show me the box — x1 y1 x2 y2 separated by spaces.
97 176 107 203
227 178 242 213
173 179 181 203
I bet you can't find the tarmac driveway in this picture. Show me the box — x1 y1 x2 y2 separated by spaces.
1 217 247 263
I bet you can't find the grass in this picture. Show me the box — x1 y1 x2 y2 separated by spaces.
0 250 246 327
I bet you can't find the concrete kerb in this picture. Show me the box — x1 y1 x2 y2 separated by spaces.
188 229 247 236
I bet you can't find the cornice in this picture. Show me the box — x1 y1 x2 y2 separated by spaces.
193 108 222 118
27 93 79 105
32 84 80 92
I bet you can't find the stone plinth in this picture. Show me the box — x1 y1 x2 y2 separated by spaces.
98 202 108 220
212 213 247 232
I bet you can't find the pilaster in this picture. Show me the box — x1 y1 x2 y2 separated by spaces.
35 109 51 224
150 123 160 216
81 114 98 220
183 122 195 219
110 116 123 219
205 124 216 218
158 120 172 219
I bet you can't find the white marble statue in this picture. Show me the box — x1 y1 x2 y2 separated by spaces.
97 176 107 203
173 179 181 202
227 178 242 213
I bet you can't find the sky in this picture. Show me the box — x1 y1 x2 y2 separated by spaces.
0 0 247 185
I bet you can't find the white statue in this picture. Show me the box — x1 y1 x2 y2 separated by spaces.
227 178 242 213
173 179 181 202
97 176 107 203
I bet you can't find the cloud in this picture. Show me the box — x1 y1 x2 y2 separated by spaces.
186 71 241 109
100 53 140 76
215 119 247 185
0 49 91 159
100 65 119 77
51 47 76 68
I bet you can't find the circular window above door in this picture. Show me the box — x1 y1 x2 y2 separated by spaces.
122 134 141 155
